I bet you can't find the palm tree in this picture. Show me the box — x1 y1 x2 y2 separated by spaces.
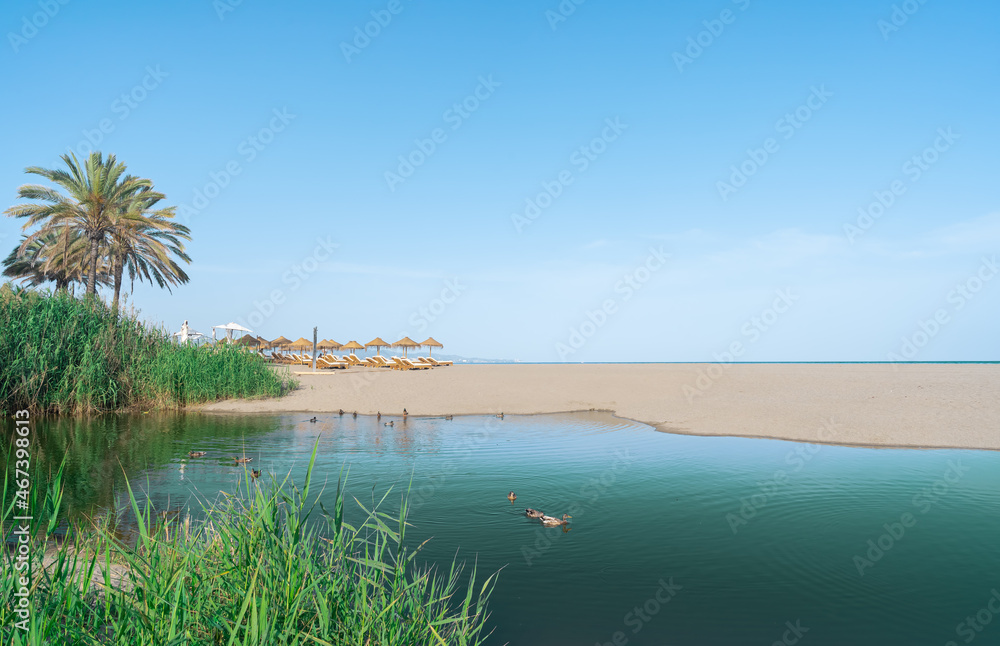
5 152 153 297
107 187 191 311
1 228 105 292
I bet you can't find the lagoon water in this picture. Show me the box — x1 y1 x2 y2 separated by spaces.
13 412 1000 645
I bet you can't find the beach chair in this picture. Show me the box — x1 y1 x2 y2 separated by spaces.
346 354 365 367
390 357 409 370
402 358 430 370
317 356 348 369
422 357 453 367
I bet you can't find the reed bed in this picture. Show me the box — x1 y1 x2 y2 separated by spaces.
0 285 294 414
0 446 496 645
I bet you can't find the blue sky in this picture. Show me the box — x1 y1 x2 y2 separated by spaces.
1 0 997 361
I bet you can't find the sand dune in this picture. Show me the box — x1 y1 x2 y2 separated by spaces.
199 363 1000 450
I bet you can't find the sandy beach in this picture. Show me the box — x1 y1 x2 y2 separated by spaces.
199 363 1000 451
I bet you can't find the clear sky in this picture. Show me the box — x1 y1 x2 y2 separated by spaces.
1 0 997 361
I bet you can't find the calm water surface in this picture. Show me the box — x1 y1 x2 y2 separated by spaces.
10 412 1000 645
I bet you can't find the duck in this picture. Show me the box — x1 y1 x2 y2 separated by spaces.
525 508 544 518
444 415 453 420
540 514 572 526
188 451 207 458
233 456 253 464
308 417 318 423
251 469 261 479
507 491 517 501
352 411 357 419
377 411 381 420
403 408 408 418
496 412 504 419
384 421 394 427
339 409 344 416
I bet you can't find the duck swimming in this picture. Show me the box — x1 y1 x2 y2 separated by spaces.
507 491 517 501
525 508 544 518
540 514 572 526
444 415 453 420
308 417 317 423
233 456 253 464
385 421 394 427
352 412 357 418
188 451 207 458
251 469 261 479
496 412 504 419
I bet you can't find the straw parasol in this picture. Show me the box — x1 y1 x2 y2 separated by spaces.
420 337 443 357
365 337 391 357
341 340 364 356
256 335 270 349
392 336 420 358
270 336 292 351
290 337 314 351
235 334 260 347
318 339 341 350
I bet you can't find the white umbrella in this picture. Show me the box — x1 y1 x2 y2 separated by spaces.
213 322 253 340
172 320 205 344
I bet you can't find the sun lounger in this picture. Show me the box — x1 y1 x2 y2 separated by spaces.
390 357 408 370
317 356 348 369
371 356 392 368
422 357 452 366
401 358 431 370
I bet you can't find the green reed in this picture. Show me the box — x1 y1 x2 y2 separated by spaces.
0 285 294 414
0 442 496 645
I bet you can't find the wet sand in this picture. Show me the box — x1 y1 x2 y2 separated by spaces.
199 363 1000 450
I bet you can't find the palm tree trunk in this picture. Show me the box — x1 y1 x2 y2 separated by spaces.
86 234 100 297
111 256 124 313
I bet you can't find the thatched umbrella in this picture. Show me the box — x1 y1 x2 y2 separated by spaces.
365 337 391 357
420 337 443 357
341 340 364 357
256 335 270 349
392 336 420 358
270 336 292 350
234 334 260 347
317 339 341 357
290 337 313 351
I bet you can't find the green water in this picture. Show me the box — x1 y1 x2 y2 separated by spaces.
5 412 999 645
